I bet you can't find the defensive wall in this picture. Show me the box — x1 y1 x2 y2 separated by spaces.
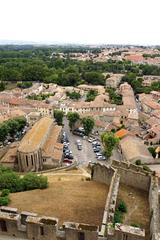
149 177 160 240
92 161 159 240
112 160 151 191
0 161 160 240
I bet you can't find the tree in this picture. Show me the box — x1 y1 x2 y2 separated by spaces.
148 147 156 158
83 71 105 85
0 117 26 142
67 112 80 129
0 124 8 142
0 81 5 91
118 200 127 213
0 165 48 193
17 82 32 88
82 117 95 136
86 90 98 102
107 88 122 105
101 132 119 158
22 64 46 82
135 159 142 165
54 110 64 125
66 91 81 100
21 173 48 190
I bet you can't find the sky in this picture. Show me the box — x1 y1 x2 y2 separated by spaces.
0 0 160 45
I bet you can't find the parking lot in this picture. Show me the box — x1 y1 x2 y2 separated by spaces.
62 119 105 166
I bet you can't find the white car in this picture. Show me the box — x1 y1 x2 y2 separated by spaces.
88 138 93 142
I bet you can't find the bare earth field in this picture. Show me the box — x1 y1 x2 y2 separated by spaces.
9 180 109 227
118 184 150 240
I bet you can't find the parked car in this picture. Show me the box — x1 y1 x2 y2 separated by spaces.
76 139 81 144
96 152 102 157
92 141 101 146
77 144 82 150
93 148 100 153
93 146 101 151
73 130 84 137
97 156 106 161
63 159 73 164
88 137 95 142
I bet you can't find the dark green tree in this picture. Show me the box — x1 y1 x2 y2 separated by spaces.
101 132 119 158
54 110 64 125
67 112 80 129
0 81 5 91
82 117 95 136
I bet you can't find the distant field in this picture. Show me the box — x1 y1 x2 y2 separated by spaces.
118 184 150 240
9 180 108 227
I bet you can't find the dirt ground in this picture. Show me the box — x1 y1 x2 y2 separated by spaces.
118 184 150 240
9 180 109 227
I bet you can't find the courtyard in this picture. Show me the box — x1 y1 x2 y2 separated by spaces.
118 184 150 240
9 178 109 227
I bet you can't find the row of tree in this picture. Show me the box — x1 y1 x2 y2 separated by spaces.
0 47 160 90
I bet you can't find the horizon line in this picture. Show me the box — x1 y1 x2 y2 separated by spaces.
0 39 160 47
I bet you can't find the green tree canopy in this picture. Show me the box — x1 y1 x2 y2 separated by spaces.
86 90 98 102
67 112 80 129
0 81 5 91
101 132 119 158
82 117 95 136
83 71 105 85
0 117 26 142
54 110 64 125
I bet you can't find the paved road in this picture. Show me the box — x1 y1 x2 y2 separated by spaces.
63 118 97 166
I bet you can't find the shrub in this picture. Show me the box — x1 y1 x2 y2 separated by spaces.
0 171 22 193
1 189 10 197
66 91 81 100
148 147 156 158
135 159 141 165
0 196 10 206
0 166 48 193
37 175 48 189
118 200 127 213
131 223 140 228
21 173 48 191
113 209 123 225
86 90 98 102
143 165 152 172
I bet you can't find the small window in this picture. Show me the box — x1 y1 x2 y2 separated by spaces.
40 226 44 235
78 232 85 240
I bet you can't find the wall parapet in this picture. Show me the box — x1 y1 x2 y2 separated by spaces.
0 207 99 240
149 176 160 240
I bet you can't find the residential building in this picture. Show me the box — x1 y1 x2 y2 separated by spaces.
120 135 154 164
